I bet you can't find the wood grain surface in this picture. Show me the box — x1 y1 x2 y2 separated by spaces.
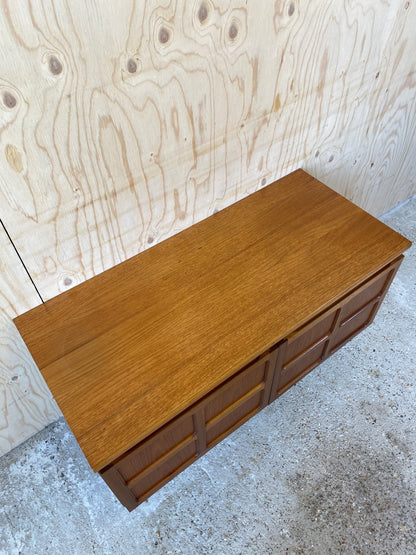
15 170 411 471
1 0 416 456
0 225 60 457
0 0 415 303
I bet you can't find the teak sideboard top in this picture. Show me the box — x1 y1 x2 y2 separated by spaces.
14 169 411 472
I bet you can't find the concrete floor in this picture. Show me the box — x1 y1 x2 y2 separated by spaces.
1 195 415 555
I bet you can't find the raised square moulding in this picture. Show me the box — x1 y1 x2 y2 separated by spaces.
14 169 412 511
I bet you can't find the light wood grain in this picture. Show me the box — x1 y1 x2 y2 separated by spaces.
0 226 60 457
0 311 61 456
0 0 415 304
305 0 416 211
15 170 411 471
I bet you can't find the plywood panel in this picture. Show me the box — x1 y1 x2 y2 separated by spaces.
0 227 60 456
305 0 416 211
0 0 414 303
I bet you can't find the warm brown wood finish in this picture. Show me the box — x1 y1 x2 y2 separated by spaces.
269 257 403 400
14 169 411 508
1 0 416 459
101 351 276 510
14 170 411 474
102 254 404 511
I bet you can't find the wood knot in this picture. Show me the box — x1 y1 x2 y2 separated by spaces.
127 58 137 73
261 178 267 186
198 3 208 23
64 277 73 286
288 3 295 16
273 94 281 112
3 91 17 109
328 155 334 163
49 55 63 75
229 23 238 40
5 144 23 173
158 27 170 44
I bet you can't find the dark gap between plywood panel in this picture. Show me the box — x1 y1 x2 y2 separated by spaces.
0 218 44 304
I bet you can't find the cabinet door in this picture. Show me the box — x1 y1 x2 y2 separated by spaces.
269 306 339 401
269 256 403 401
101 410 199 511
200 350 277 449
328 256 402 354
100 349 277 510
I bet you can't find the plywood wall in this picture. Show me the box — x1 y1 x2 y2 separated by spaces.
0 225 60 456
0 0 415 454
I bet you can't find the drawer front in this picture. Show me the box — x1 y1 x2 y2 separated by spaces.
330 301 377 353
328 257 402 354
277 337 329 395
270 256 403 400
269 306 338 399
101 411 199 511
101 349 277 510
284 310 335 364
203 353 276 448
338 270 390 323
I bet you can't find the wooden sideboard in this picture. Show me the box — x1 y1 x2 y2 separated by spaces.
14 170 411 511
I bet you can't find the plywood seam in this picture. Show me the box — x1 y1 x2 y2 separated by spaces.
0 219 44 304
